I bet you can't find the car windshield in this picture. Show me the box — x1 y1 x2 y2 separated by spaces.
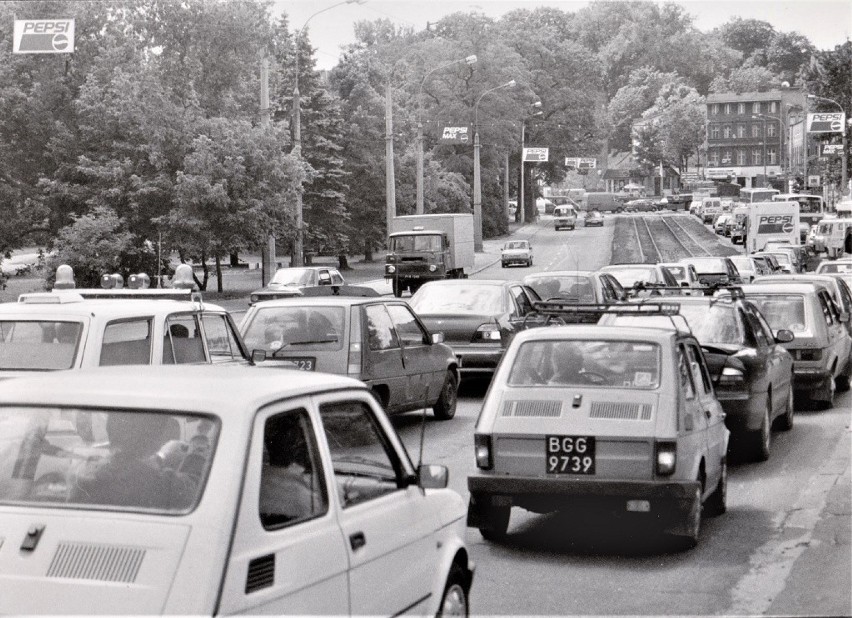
270 268 315 286
745 294 808 332
507 339 661 389
525 276 595 302
410 284 505 314
0 321 83 370
0 407 218 513
391 234 442 252
603 267 657 287
687 258 727 274
818 263 852 274
765 253 792 265
505 241 528 250
729 257 753 272
241 306 345 351
663 266 687 281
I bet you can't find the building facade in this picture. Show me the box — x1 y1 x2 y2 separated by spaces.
705 90 806 189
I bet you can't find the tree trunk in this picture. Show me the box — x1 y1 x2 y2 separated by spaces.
194 250 209 292
215 254 223 293
338 254 350 270
364 239 373 262
229 252 239 267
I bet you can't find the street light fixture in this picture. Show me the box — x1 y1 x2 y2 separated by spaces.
416 54 478 215
473 79 516 252
291 0 365 267
807 93 848 195
520 101 543 225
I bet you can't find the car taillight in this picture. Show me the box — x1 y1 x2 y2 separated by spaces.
793 348 822 361
472 323 501 342
348 308 362 375
475 434 493 469
719 366 745 384
655 441 676 476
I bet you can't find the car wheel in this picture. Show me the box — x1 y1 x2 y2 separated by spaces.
775 382 795 431
479 504 511 541
681 482 702 549
433 370 458 420
527 257 533 267
705 458 727 517
749 407 771 462
836 363 851 393
818 376 836 410
392 279 404 298
437 564 469 617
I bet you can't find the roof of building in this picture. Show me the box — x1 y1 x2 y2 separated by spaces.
706 90 805 104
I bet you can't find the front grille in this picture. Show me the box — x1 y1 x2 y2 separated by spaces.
501 400 562 417
46 543 145 582
589 401 653 420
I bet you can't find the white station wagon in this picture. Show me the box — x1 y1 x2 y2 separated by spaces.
0 366 473 615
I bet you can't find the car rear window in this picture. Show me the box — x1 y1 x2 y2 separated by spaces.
525 276 595 302
270 268 315 286
688 259 727 274
410 284 505 314
0 320 82 370
602 267 657 287
507 340 661 389
0 408 218 513
817 263 852 274
745 294 808 333
241 306 346 352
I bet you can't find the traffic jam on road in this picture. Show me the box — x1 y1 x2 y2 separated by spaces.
2 194 851 615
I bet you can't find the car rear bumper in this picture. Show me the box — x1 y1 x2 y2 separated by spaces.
717 390 768 431
448 344 503 373
793 367 834 395
502 256 530 265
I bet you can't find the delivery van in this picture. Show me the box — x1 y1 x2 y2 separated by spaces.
747 201 800 253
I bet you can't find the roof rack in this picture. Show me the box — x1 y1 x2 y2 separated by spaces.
526 300 695 336
709 285 745 299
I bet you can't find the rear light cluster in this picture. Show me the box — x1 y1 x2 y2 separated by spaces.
347 308 362 376
792 348 822 361
475 434 493 469
719 366 745 384
655 441 676 476
472 323 501 343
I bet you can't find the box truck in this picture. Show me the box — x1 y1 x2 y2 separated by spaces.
746 201 800 253
385 214 475 297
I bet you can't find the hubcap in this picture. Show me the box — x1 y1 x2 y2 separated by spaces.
440 584 467 616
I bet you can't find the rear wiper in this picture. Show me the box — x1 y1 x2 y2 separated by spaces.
271 338 338 356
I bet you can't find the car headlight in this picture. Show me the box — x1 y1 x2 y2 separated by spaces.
386 265 396 274
429 264 437 272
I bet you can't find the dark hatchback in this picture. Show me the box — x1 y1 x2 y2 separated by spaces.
601 295 795 461
680 257 743 288
522 270 626 323
409 279 541 375
248 266 346 304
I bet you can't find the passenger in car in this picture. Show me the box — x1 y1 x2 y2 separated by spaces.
548 344 587 385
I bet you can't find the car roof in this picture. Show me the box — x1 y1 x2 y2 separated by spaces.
0 295 226 318
525 270 593 278
0 365 365 414
601 263 657 270
421 279 513 287
736 283 823 296
511 324 680 345
274 266 333 272
249 296 395 308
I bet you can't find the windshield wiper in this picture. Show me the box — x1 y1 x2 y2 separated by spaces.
270 338 338 357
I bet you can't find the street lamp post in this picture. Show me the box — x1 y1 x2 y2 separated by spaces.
519 102 543 225
473 79 516 252
292 0 363 267
808 94 849 196
753 113 781 186
416 54 477 215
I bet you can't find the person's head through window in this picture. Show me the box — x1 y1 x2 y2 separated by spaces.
170 323 189 339
107 413 170 461
56 323 78 344
550 343 585 384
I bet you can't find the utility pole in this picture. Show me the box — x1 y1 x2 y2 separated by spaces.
260 57 276 285
385 81 396 246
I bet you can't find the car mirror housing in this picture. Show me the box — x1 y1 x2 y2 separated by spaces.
774 330 795 344
431 332 445 344
839 312 850 323
417 464 448 489
251 349 268 363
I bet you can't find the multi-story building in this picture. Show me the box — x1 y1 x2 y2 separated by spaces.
705 90 806 189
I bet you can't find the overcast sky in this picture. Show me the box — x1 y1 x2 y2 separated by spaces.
273 0 852 70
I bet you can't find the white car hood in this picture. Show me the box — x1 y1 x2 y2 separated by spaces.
502 249 530 256
0 510 193 615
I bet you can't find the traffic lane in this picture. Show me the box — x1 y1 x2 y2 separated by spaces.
389 389 850 616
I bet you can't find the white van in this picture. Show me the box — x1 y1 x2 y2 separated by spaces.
817 217 852 258
553 205 578 230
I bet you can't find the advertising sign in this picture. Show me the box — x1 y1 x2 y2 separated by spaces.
523 147 549 162
823 144 843 155
565 157 596 169
807 175 821 186
756 215 796 235
441 126 470 144
13 19 75 53
807 112 845 134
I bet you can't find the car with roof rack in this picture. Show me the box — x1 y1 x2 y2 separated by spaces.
0 365 473 615
600 291 795 461
522 271 626 323
598 263 683 298
0 265 252 378
467 302 729 548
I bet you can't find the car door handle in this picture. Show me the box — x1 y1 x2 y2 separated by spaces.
349 532 366 551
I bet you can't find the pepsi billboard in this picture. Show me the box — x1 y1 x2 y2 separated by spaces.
13 19 75 54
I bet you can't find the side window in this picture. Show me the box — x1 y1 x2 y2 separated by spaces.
319 400 405 508
259 409 328 530
364 304 400 351
201 314 242 360
331 270 344 285
163 315 206 364
385 304 428 346
678 345 696 401
99 318 152 366
510 286 533 315
687 344 713 395
836 281 852 316
817 292 835 326
606 275 625 299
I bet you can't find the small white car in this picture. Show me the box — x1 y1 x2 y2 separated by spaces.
553 206 578 231
0 366 473 615
501 240 533 268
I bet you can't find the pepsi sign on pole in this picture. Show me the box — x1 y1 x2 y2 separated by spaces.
807 112 845 134
441 126 470 144
523 147 548 162
13 19 75 53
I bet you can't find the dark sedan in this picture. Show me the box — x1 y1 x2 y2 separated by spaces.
679 256 743 288
601 295 795 461
522 271 626 323
624 198 657 212
409 279 541 375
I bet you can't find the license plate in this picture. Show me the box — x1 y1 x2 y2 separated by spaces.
546 435 595 474
282 357 315 371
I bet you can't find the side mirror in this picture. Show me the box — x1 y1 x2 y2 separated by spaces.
431 332 444 344
774 330 795 344
417 464 448 489
840 312 850 323
251 349 267 363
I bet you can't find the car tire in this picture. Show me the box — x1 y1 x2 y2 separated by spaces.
392 279 404 298
818 376 836 410
433 370 458 420
836 363 851 393
705 458 727 517
437 564 469 617
479 504 510 541
680 482 702 549
775 383 795 431
527 258 533 267
749 407 771 462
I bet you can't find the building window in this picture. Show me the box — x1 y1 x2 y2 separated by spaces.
768 147 777 164
722 150 732 164
712 103 720 115
769 101 777 113
753 102 761 114
737 124 746 138
737 150 747 165
767 123 777 138
725 103 732 114
723 125 732 138
753 149 762 165
709 150 720 166
738 102 745 114
752 124 761 138
710 124 720 139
